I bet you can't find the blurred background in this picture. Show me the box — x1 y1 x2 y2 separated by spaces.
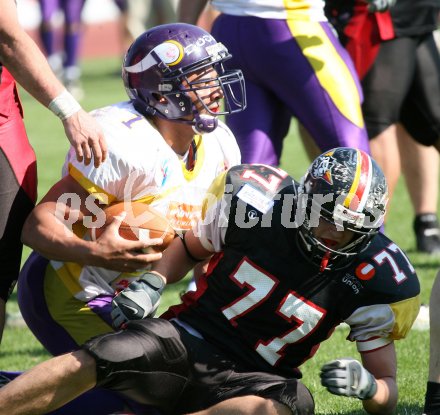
18 0 124 57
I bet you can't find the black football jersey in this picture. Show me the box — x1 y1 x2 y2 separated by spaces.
390 0 440 36
163 165 420 378
325 0 440 38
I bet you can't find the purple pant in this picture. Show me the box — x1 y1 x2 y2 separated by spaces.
16 252 160 414
0 372 128 415
18 252 114 356
38 0 85 66
211 15 370 165
39 0 85 24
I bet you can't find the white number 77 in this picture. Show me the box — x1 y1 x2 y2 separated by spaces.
222 260 325 366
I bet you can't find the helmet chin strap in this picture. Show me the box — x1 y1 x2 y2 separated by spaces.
319 250 331 273
192 113 218 134
132 99 219 134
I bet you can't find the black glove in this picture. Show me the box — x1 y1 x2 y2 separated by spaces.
365 0 396 12
320 358 377 400
111 272 165 329
0 373 10 388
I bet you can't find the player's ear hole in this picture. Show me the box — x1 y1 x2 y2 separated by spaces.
152 93 168 104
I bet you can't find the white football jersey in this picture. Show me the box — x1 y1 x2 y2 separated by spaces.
52 101 241 300
211 0 327 21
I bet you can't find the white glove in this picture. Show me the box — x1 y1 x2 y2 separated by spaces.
111 272 165 329
320 358 377 400
365 0 396 12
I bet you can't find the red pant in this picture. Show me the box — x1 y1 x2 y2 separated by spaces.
0 67 37 300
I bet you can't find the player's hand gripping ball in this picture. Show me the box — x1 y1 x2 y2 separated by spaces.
90 201 175 252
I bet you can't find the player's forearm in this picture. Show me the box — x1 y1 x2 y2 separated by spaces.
0 0 67 108
362 377 397 414
152 237 197 284
0 30 65 108
21 208 93 264
178 0 209 24
0 351 96 414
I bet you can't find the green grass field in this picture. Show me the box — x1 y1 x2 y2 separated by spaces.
0 56 438 414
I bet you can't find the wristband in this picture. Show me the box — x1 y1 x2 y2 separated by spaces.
139 272 166 293
48 89 81 120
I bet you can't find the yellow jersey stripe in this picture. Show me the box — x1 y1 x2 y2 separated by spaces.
202 171 228 220
287 20 364 128
181 135 206 181
69 163 116 204
45 264 112 344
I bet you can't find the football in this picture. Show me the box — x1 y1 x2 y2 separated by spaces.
89 201 176 252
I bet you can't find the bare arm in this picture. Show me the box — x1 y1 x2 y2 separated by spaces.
361 342 398 414
0 350 96 414
0 0 107 166
22 175 163 272
178 0 209 24
0 0 64 107
321 342 397 414
152 230 213 284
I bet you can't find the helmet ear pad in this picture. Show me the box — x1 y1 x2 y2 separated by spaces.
296 197 376 271
151 91 193 119
131 88 194 119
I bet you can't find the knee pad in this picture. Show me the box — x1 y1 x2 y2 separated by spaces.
278 379 314 415
83 319 189 408
294 381 315 415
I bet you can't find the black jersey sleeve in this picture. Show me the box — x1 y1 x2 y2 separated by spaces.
343 233 420 352
196 164 294 252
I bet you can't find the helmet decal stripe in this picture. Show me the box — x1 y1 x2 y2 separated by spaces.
125 41 184 73
343 150 361 208
344 150 372 212
124 52 158 73
358 153 373 211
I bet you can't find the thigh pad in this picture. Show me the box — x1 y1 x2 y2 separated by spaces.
83 319 189 411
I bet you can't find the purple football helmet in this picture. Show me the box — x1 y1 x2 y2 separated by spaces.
122 23 246 133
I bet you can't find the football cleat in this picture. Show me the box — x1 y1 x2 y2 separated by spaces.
414 213 440 255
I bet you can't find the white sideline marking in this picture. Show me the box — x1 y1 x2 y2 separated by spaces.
412 304 430 331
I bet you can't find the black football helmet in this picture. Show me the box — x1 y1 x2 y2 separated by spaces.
297 147 388 271
122 23 246 133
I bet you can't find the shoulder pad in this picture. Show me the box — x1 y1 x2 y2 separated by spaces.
352 233 420 301
227 164 293 198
